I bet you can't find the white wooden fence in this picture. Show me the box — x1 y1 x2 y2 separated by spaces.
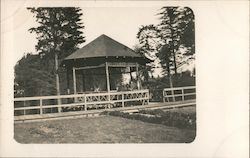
163 86 196 102
14 89 149 116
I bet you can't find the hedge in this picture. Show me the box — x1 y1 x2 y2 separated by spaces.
101 109 196 129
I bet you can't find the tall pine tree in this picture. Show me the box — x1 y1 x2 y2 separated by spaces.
136 7 194 82
15 7 85 97
28 7 85 60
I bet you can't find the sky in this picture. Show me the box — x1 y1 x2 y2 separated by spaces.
5 5 160 64
1 0 195 77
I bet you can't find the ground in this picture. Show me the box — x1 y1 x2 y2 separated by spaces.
14 106 196 143
164 106 195 114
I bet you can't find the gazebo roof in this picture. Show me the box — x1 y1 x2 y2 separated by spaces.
64 34 143 60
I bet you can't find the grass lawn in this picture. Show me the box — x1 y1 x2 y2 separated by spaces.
14 115 195 143
163 106 196 114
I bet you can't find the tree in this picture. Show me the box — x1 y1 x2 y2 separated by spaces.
28 7 85 60
157 7 194 75
27 7 85 98
15 7 85 98
14 53 56 97
136 7 195 87
136 25 163 76
133 45 153 87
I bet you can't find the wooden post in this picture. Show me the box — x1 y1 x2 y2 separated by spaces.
84 95 87 111
147 92 149 105
66 68 70 94
136 63 140 90
55 52 61 112
39 99 43 114
129 67 133 84
66 68 70 105
182 88 185 101
105 62 111 107
82 71 86 92
73 67 77 94
105 62 110 92
122 93 124 107
23 101 26 115
172 89 175 102
163 90 165 103
72 67 77 102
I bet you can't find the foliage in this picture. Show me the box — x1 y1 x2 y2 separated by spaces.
15 7 85 97
147 73 195 101
157 7 195 75
27 7 85 60
136 25 161 59
103 108 196 129
136 7 195 77
133 45 153 85
139 109 196 129
14 54 56 97
157 7 195 54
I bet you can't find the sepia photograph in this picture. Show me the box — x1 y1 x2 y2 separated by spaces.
1 0 249 157
13 6 196 143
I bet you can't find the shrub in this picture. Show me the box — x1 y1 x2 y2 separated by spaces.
102 109 196 129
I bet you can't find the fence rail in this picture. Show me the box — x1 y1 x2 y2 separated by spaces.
163 86 196 102
14 89 149 116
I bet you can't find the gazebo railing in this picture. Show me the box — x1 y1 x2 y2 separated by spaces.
14 89 149 116
163 86 196 102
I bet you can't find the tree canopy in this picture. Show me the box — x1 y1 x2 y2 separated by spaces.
28 7 85 60
14 7 85 97
136 7 195 77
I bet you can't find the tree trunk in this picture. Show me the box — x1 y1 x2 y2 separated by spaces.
169 8 178 76
172 49 177 75
166 61 173 88
55 52 61 112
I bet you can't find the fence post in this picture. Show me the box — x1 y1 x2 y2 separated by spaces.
84 95 87 111
39 99 43 114
108 92 111 108
57 96 61 113
182 89 185 101
147 91 149 105
162 90 165 103
122 93 124 107
172 89 175 102
23 101 26 115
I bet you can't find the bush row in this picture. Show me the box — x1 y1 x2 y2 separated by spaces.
101 109 196 129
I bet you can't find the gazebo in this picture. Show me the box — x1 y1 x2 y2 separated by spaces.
13 35 152 117
62 34 151 95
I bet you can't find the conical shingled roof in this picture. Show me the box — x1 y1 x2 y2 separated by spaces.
64 34 142 60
